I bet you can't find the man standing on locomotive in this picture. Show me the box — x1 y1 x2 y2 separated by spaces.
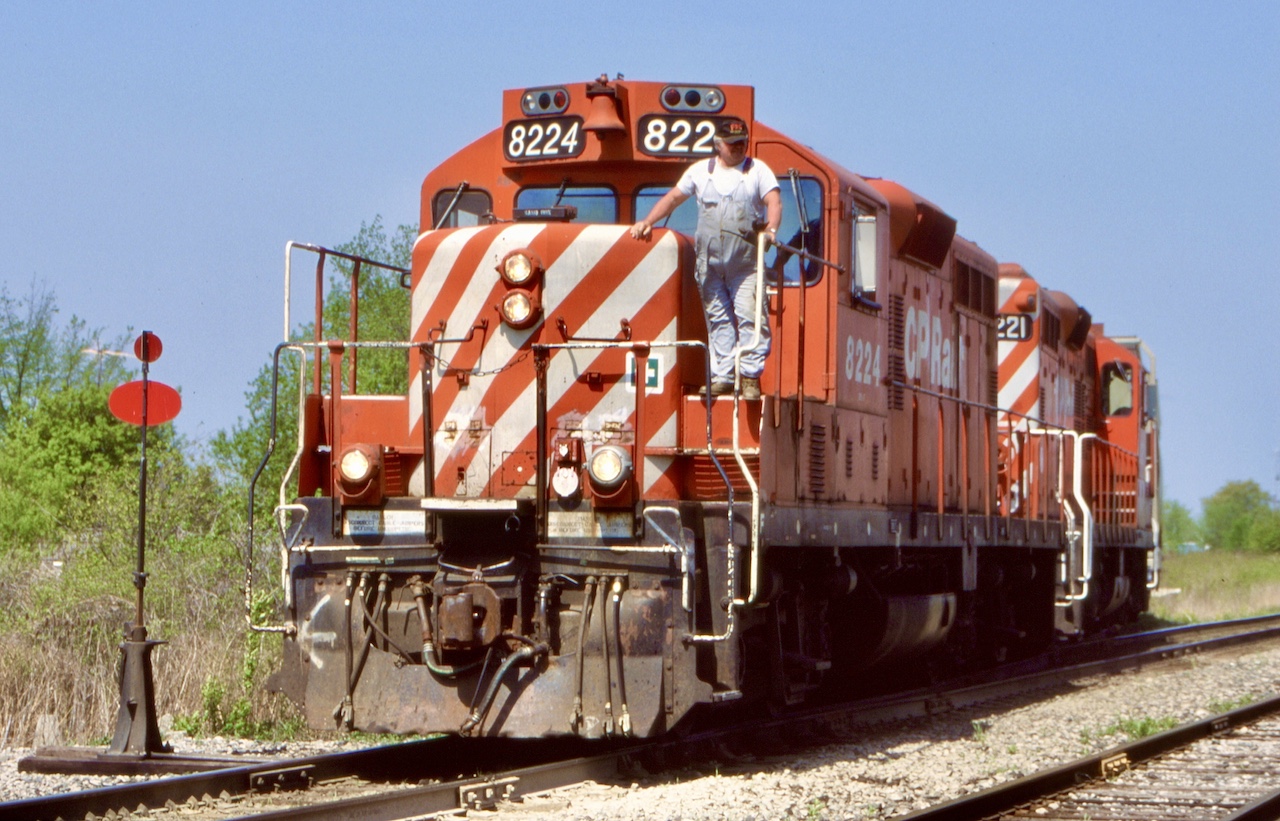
630 118 782 399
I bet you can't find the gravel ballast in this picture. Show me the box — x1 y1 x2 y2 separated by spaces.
1 644 1277 819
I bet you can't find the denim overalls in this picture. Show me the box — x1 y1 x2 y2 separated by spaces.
693 157 771 381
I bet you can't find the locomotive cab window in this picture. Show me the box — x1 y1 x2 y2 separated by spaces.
635 185 697 233
638 178 824 286
767 176 824 287
432 189 493 228
853 207 879 296
516 186 617 224
1102 361 1134 417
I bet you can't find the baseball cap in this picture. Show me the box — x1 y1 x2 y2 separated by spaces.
716 119 749 142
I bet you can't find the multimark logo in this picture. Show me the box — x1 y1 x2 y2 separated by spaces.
626 354 663 393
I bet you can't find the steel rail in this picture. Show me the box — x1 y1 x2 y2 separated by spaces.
7 615 1279 821
1 737 602 821
896 693 1280 821
222 752 626 820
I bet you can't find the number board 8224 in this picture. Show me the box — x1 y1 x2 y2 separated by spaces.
504 117 585 162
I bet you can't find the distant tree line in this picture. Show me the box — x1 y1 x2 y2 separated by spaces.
1163 481 1280 552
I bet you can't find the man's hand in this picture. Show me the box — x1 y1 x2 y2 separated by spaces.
630 221 652 240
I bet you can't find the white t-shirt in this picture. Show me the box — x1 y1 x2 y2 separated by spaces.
676 156 780 220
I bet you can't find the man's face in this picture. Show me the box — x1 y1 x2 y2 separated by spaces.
715 137 748 165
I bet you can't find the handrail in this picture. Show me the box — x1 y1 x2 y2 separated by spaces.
724 233 846 604
891 377 1147 559
283 241 411 394
245 339 434 636
728 236 768 606
244 342 303 636
1027 428 1095 604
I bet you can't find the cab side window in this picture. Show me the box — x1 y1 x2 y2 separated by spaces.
766 177 823 286
853 207 879 296
1102 362 1134 417
432 190 493 228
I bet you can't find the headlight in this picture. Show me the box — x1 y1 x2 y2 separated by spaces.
587 445 632 490
499 250 540 285
500 290 538 328
339 448 372 483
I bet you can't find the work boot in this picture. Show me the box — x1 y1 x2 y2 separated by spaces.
699 378 734 396
741 377 761 400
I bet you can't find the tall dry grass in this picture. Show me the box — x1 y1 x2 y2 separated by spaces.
0 523 299 746
1149 549 1280 623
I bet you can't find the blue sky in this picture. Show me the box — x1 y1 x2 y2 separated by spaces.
2 2 1277 512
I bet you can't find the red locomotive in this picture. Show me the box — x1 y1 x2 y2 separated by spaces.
253 77 1161 738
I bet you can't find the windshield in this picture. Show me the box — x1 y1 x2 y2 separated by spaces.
516 186 617 223
635 185 697 233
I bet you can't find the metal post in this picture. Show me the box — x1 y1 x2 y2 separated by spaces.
109 332 170 756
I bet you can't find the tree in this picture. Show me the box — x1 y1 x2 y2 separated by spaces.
0 282 138 550
1200 480 1277 552
211 217 417 499
0 381 139 547
1245 508 1280 552
1161 499 1200 548
0 279 130 431
319 217 417 396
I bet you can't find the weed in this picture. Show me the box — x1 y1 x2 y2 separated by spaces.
1006 743 1018 755
971 719 990 744
348 730 425 745
172 713 202 736
1209 694 1256 714
806 797 826 820
1108 715 1178 740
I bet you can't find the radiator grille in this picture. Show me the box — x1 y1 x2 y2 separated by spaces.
808 424 827 499
889 294 906 348
889 294 906 410
1074 377 1090 430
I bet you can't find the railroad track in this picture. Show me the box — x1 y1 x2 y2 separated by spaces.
4 614 1279 821
900 693 1280 820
